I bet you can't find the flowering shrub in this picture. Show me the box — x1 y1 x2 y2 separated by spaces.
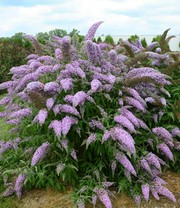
0 22 179 207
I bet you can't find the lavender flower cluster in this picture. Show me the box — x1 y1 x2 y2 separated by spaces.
0 21 178 207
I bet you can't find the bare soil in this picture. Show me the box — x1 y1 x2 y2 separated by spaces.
13 171 180 208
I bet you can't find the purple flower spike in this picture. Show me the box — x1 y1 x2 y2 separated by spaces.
61 36 71 54
15 72 39 92
153 176 167 185
151 186 160 200
111 127 136 154
91 79 102 92
9 108 32 119
102 182 115 188
171 127 180 137
93 188 112 208
102 130 111 143
33 109 48 125
26 81 44 92
29 61 42 70
26 54 39 60
157 143 174 161
46 98 54 110
152 127 173 147
61 116 77 136
60 139 69 151
48 120 62 137
60 104 80 117
125 97 146 112
119 107 139 127
114 114 136 133
147 42 158 50
72 91 87 107
146 152 161 170
14 173 27 198
97 105 108 117
160 97 166 106
55 48 63 60
44 82 60 95
126 87 146 107
86 133 96 148
85 21 103 41
137 119 149 130
89 119 104 130
155 185 176 202
64 95 74 104
0 141 13 155
115 152 137 176
141 183 150 201
60 78 73 91
2 186 14 197
71 149 77 161
0 96 11 105
107 74 116 85
36 65 53 75
6 118 21 125
109 50 117 64
140 158 152 175
72 62 86 78
31 142 50 166
118 98 124 106
53 104 61 115
85 40 97 63
0 81 14 90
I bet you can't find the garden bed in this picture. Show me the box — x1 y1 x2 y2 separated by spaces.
9 171 179 208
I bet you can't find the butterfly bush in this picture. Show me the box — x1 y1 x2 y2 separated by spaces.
31 142 50 166
141 183 150 201
0 21 179 207
14 173 27 198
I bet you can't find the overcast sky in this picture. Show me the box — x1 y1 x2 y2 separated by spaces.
0 0 179 37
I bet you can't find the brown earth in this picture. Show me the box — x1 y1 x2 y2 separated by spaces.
13 171 180 208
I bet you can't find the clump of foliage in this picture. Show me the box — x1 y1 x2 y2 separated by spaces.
0 33 33 86
104 35 115 45
152 28 176 52
36 28 84 44
128 34 139 42
140 38 148 48
0 22 179 208
97 36 103 43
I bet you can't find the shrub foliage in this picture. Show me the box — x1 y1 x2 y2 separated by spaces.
0 22 179 207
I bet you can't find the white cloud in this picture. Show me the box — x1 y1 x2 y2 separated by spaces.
0 0 179 37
